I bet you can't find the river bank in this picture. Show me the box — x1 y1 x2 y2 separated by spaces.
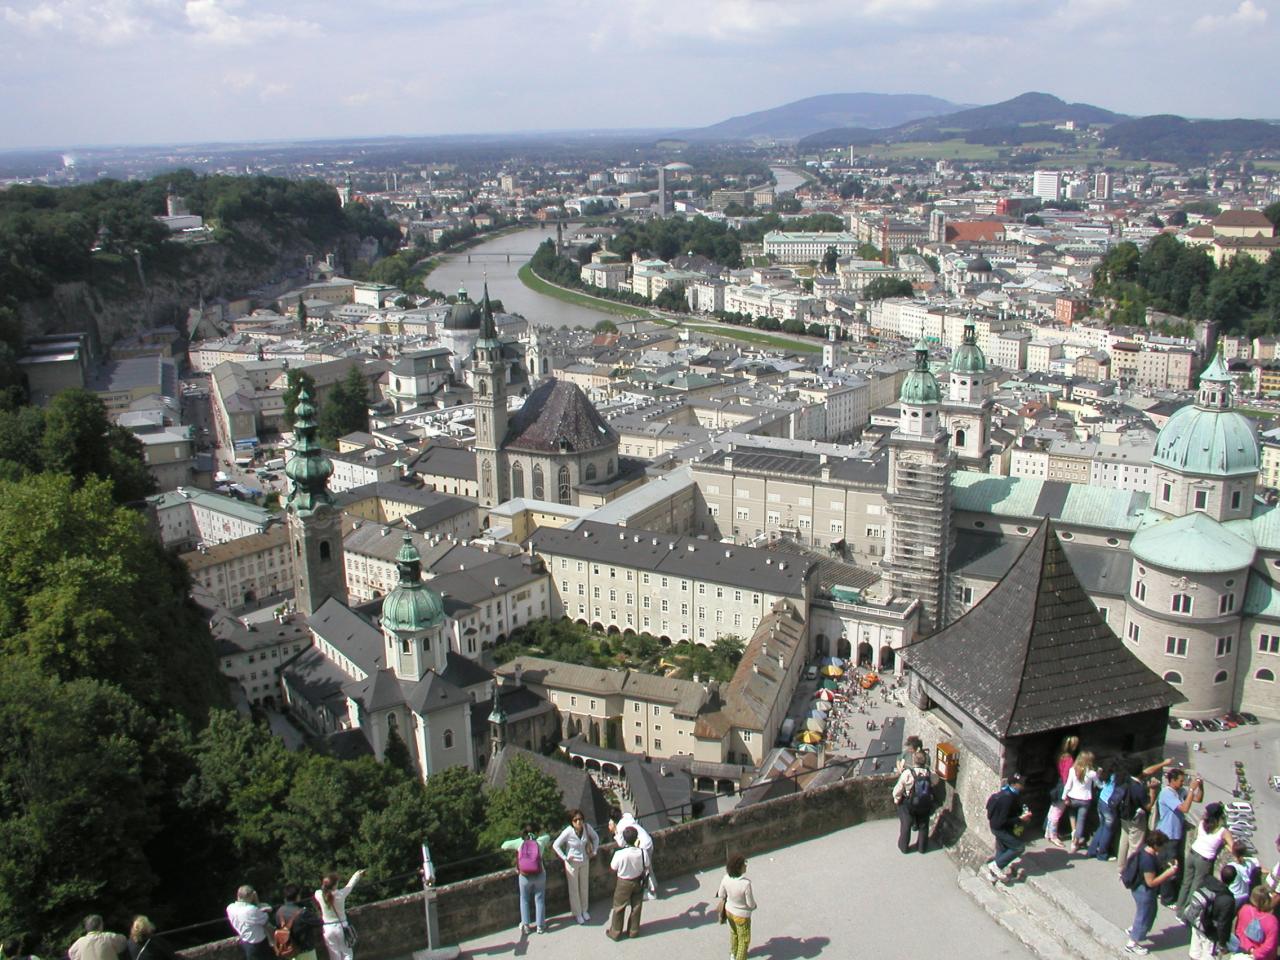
515 262 653 320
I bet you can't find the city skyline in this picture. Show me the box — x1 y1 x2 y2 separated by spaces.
1 0 1277 150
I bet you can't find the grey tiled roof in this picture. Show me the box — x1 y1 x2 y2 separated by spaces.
504 378 619 454
529 521 813 597
906 519 1180 739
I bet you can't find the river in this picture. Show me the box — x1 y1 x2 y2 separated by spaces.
430 166 808 328
427 226 613 329
770 165 808 194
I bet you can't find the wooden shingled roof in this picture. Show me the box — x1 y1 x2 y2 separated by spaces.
905 518 1181 738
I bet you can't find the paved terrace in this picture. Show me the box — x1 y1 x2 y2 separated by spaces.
454 819 1030 959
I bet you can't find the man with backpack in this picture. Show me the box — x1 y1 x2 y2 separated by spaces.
984 773 1033 885
274 884 320 960
1115 758 1163 876
891 748 934 854
1182 864 1238 960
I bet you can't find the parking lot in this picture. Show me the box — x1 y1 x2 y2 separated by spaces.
1163 715 1280 856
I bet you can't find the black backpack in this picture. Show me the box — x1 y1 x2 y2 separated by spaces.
1180 885 1214 931
1115 780 1143 822
908 768 934 816
1120 851 1144 890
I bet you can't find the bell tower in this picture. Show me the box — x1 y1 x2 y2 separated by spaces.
882 339 954 633
472 285 508 507
284 385 347 615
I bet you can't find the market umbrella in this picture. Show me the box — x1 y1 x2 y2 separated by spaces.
796 742 821 753
798 730 823 744
814 688 837 701
805 717 826 733
812 700 832 713
822 678 839 691
806 710 828 722
821 665 844 677
822 656 846 667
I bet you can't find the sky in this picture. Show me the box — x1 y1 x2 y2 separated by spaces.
0 0 1277 150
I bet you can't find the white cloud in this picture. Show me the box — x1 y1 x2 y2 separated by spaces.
1 0 157 44
1194 0 1267 31
183 0 314 44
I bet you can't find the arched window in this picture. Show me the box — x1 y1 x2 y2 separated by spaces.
295 540 301 557
954 428 967 447
1257 669 1275 683
558 465 571 504
1162 671 1183 685
511 462 524 499
388 713 398 733
400 636 411 654
319 541 331 562
1213 670 1229 684
482 460 492 499
532 464 545 500
443 729 454 749
584 463 597 482
478 380 487 396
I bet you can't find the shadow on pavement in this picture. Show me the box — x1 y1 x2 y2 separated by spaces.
628 899 720 937
752 935 831 959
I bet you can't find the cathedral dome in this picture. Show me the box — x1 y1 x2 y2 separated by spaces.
381 536 445 632
443 287 481 330
1152 353 1258 478
503 378 618 453
900 339 941 405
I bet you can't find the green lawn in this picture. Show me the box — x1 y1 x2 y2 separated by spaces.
517 263 653 319
864 140 1003 161
683 322 822 354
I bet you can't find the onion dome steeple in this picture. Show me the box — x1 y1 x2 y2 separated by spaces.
951 322 987 375
900 338 942 405
381 535 446 632
284 384 334 515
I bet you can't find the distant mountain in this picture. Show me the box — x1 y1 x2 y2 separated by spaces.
1103 115 1280 163
682 93 964 141
797 91 1125 150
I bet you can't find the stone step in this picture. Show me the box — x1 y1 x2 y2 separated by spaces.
1024 871 1136 959
957 871 1090 960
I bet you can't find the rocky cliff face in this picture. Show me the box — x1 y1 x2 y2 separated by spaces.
17 227 366 348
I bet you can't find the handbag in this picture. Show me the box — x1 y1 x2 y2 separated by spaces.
717 897 727 924
342 923 358 948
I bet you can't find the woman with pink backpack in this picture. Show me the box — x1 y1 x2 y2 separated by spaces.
501 824 552 936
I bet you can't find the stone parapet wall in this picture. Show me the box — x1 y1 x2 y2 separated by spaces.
180 772 897 960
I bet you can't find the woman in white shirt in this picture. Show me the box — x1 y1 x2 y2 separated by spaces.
1177 802 1233 917
553 809 600 925
716 853 758 960
315 869 363 960
1062 751 1098 852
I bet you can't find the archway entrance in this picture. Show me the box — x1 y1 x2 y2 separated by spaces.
837 636 852 660
879 645 896 672
857 642 873 667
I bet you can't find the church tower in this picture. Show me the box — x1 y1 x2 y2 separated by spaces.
380 536 447 682
882 339 954 634
942 321 993 470
488 684 508 759
472 285 508 508
285 385 347 615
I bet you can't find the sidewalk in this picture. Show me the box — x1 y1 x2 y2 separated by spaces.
453 819 1032 959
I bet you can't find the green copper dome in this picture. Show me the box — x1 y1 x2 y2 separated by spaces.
951 323 987 375
1152 352 1257 478
900 338 941 405
1132 512 1254 574
381 536 446 632
285 384 335 515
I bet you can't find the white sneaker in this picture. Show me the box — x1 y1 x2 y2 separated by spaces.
519 924 529 935
985 861 1007 884
582 911 590 921
576 914 586 925
1124 940 1149 955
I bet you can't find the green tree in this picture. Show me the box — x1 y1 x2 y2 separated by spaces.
0 659 165 944
1265 200 1280 230
822 246 839 274
318 366 369 444
863 277 915 300
283 369 317 430
414 766 489 875
654 283 689 313
482 756 566 850
856 242 882 261
0 473 223 719
383 726 415 777
593 319 618 334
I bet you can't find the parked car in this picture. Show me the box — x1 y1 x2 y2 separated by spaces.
1240 712 1260 725
1228 801 1254 816
1189 719 1206 732
1168 717 1182 730
1202 718 1222 732
1179 718 1195 730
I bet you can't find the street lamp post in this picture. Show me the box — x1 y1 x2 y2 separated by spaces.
412 841 459 960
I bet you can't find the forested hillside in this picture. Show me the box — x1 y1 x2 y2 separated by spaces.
0 171 401 345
